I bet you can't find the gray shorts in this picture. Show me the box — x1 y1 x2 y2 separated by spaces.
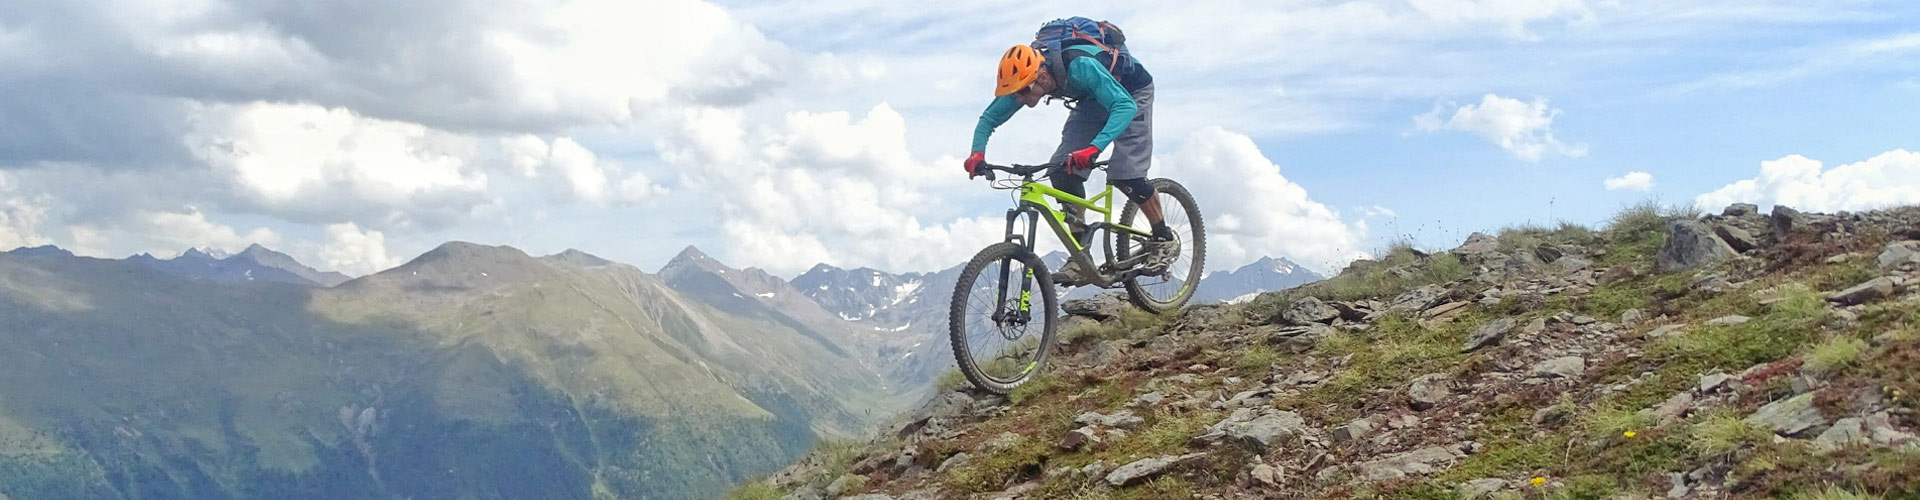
1050 83 1154 181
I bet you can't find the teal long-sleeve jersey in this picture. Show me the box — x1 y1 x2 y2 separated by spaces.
970 46 1149 153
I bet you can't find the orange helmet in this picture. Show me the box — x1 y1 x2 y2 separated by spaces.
995 45 1044 96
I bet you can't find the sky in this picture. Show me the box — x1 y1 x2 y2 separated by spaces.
1 0 1917 278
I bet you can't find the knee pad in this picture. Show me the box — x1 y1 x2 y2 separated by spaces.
1111 178 1156 204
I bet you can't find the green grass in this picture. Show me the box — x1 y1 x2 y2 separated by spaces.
1583 404 1658 441
1099 408 1219 462
1579 280 1654 319
718 481 784 500
941 431 1051 494
1687 410 1767 458
1542 475 1621 500
1790 487 1884 500
1233 345 1281 374
1817 260 1881 292
1654 283 1827 373
1805 335 1869 375
1287 313 1470 422
1010 373 1062 405
935 369 970 392
1599 199 1700 266
814 439 865 479
1276 242 1470 305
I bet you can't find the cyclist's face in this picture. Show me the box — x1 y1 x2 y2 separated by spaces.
1015 71 1052 107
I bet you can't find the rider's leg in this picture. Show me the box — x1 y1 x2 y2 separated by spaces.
1051 103 1106 245
1105 84 1171 241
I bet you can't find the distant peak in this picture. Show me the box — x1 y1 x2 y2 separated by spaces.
238 243 279 257
660 245 735 275
408 241 532 266
6 245 74 258
672 245 712 263
546 248 615 267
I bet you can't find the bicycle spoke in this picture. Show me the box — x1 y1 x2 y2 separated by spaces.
959 258 1045 383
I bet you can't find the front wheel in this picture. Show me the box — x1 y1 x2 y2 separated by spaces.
949 242 1059 394
1116 178 1206 314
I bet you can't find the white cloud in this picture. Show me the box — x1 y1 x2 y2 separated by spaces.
318 222 401 277
1158 127 1370 274
184 102 493 230
504 135 666 206
0 172 53 250
1415 94 1587 161
1362 205 1399 218
1695 149 1920 212
1604 171 1655 191
655 101 1000 275
138 209 280 255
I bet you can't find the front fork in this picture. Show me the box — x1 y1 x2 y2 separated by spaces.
992 207 1042 324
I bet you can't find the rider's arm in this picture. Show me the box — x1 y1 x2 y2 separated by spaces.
1068 56 1137 152
970 95 1022 152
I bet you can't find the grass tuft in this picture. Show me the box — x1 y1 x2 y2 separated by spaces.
719 481 783 500
1687 411 1766 458
1805 335 1869 376
1790 486 1884 500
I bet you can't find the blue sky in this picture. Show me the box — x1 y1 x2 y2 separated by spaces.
1 0 1916 277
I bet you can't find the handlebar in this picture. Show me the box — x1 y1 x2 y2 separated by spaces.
976 160 1109 181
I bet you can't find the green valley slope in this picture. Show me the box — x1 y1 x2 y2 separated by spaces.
0 242 909 500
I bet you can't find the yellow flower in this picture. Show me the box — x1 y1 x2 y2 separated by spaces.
1624 430 1637 438
1531 477 1547 487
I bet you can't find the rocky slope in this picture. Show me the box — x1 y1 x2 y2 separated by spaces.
726 202 1920 500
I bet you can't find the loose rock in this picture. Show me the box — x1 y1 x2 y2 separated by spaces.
1250 463 1282 487
1706 315 1752 326
1745 393 1829 438
1063 293 1127 321
1333 415 1385 443
1530 357 1587 380
1279 296 1341 326
1408 373 1454 410
1879 241 1920 270
1338 444 1471 482
1646 324 1686 338
1829 277 1896 306
1461 317 1513 353
1105 454 1201 487
1715 225 1759 252
1657 220 1739 272
1059 428 1099 451
1699 373 1733 393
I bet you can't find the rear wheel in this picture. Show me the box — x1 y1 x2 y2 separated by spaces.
948 242 1058 394
1116 178 1206 314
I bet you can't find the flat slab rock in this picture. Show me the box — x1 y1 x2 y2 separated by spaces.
1530 356 1587 380
1320 443 1474 482
1105 453 1204 487
1745 393 1828 438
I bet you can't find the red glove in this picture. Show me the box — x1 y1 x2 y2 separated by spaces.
964 151 986 178
1067 146 1100 173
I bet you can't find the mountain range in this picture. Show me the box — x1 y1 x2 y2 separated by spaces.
0 242 1322 499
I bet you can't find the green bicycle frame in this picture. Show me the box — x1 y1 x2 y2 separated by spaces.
995 175 1159 291
1017 182 1154 250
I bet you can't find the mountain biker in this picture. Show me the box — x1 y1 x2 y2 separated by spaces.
963 38 1173 285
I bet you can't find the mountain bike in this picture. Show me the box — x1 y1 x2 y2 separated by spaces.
948 160 1206 393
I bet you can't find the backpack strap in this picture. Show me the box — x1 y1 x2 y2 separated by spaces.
1069 29 1119 72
